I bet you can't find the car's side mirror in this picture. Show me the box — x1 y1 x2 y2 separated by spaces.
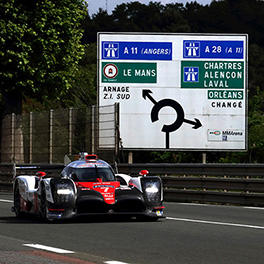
139 170 149 176
36 171 46 177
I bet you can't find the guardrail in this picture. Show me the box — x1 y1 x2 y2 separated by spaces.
0 163 14 191
117 163 264 177
117 163 264 206
0 163 64 192
1 163 264 206
162 176 264 205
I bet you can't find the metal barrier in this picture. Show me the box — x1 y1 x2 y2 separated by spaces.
0 163 65 192
1 163 264 205
117 163 264 206
0 163 15 191
117 163 264 177
162 176 264 205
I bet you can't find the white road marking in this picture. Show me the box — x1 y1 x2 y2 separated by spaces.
23 244 74 254
166 217 264 230
105 261 130 264
177 203 264 210
177 203 213 207
0 199 13 203
243 206 264 210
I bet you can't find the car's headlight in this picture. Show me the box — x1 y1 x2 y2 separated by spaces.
145 184 159 193
141 177 162 205
57 189 73 195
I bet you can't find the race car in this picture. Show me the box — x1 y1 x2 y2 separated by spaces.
12 153 164 221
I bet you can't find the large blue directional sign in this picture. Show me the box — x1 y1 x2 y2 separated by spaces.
102 41 172 60
183 40 244 59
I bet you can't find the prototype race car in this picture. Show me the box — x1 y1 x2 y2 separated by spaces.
12 153 164 221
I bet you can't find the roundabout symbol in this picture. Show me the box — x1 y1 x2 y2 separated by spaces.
143 89 202 148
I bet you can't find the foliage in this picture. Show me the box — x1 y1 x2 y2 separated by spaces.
0 0 87 113
62 43 97 107
83 1 190 42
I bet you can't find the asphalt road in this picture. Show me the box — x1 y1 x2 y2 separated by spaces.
1 191 264 264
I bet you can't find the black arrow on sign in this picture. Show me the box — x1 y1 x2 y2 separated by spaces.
143 90 202 130
183 118 202 129
143 89 202 148
143 90 157 105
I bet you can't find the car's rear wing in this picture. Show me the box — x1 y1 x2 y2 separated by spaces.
13 164 65 179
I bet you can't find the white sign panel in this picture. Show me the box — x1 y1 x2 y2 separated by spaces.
98 33 248 150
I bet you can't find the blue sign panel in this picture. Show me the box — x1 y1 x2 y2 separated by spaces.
183 67 199 83
183 40 244 59
102 41 172 60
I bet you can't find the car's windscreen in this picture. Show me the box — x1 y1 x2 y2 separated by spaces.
70 167 115 182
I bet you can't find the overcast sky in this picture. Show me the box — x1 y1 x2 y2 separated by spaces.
86 0 213 16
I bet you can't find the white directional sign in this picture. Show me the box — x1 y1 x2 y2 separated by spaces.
98 33 248 150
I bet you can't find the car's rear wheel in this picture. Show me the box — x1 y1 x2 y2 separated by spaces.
14 184 23 218
40 188 48 221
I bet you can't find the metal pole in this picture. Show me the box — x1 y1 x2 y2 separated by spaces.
29 112 33 163
114 103 120 161
91 105 95 153
128 151 133 164
202 153 207 164
18 115 24 164
68 108 73 155
11 113 15 162
49 110 53 164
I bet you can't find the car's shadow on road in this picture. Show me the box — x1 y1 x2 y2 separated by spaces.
0 215 42 224
0 215 163 224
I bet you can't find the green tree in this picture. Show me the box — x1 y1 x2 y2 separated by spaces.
0 0 87 114
62 43 97 107
83 1 190 43
183 0 264 45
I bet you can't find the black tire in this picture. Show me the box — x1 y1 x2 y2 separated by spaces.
40 188 48 221
14 184 23 218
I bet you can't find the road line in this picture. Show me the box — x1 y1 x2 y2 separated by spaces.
176 203 264 210
25 250 95 264
105 261 130 264
23 244 74 254
177 203 213 207
166 217 264 230
0 199 13 203
243 206 264 210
